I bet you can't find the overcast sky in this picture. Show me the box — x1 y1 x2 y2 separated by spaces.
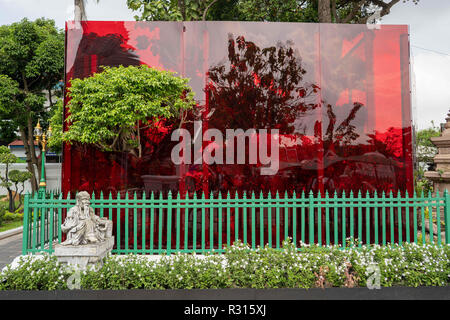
0 0 449 130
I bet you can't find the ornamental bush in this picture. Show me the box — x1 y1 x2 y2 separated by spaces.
61 65 196 158
1 241 449 290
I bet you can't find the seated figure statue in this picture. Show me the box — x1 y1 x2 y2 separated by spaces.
61 191 112 246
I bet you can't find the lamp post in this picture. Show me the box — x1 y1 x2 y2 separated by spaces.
34 120 52 198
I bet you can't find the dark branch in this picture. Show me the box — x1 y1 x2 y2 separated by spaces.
203 0 220 21
342 0 365 23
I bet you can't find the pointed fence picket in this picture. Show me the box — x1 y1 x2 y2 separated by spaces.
22 190 450 255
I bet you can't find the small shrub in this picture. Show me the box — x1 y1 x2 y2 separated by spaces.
0 254 71 290
3 210 23 222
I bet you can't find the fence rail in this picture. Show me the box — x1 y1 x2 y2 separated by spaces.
22 190 450 255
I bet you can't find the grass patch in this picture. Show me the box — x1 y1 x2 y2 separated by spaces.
0 220 23 233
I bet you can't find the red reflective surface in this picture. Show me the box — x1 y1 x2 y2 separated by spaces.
63 21 413 197
63 21 413 248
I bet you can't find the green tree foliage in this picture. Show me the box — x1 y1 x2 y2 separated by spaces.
63 65 196 158
0 146 32 212
127 0 419 23
416 121 440 165
0 18 64 192
414 121 440 196
0 120 18 146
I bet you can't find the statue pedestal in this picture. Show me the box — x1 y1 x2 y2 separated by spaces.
54 237 114 270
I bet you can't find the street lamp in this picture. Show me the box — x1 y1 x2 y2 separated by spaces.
34 120 52 197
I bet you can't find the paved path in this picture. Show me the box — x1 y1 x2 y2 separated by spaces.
0 233 22 270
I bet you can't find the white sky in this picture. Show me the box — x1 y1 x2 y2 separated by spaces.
0 0 449 130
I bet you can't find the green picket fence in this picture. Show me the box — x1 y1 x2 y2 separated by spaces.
22 190 450 255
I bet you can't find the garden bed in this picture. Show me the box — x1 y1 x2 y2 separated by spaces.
1 241 448 291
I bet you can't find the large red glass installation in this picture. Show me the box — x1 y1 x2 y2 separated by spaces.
63 21 413 248
63 21 413 197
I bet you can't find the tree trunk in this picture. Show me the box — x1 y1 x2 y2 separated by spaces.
5 164 15 212
178 0 187 20
26 116 41 183
74 0 86 21
318 0 332 23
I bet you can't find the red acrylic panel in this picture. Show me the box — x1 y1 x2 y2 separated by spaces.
63 21 413 247
319 24 413 196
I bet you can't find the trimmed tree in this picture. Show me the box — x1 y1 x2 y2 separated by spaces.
0 146 32 212
57 65 196 158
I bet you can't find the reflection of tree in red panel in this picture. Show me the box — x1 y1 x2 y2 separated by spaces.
186 34 322 194
63 22 413 199
368 127 403 159
127 24 162 68
207 34 319 132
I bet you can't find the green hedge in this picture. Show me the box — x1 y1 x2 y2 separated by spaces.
1 241 449 290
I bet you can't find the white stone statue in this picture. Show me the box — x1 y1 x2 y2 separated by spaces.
61 191 112 246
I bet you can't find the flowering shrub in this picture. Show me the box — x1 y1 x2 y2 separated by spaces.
0 254 72 290
1 241 449 290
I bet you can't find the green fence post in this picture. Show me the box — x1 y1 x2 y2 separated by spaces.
22 194 30 255
40 191 46 251
421 190 426 245
193 192 197 252
405 190 410 243
226 192 231 248
259 191 264 248
445 190 450 245
134 192 138 253
309 190 314 245
184 192 189 251
243 192 248 247
342 190 346 248
349 190 354 243
428 190 433 244
436 190 442 246
176 192 180 252
382 191 386 246
99 191 104 218
389 191 395 244
334 191 338 246
292 191 297 248
325 191 330 246
125 192 130 253
48 192 54 253
218 192 223 251
58 193 63 243
201 192 206 252
284 191 288 244
275 191 280 249
252 192 256 249
366 191 370 245
301 190 305 245
142 192 146 252
413 190 418 244
116 192 121 252
317 191 322 247
158 192 163 253
150 192 154 254
373 191 378 245
167 191 172 255
210 191 214 251
358 191 362 247
398 190 403 245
